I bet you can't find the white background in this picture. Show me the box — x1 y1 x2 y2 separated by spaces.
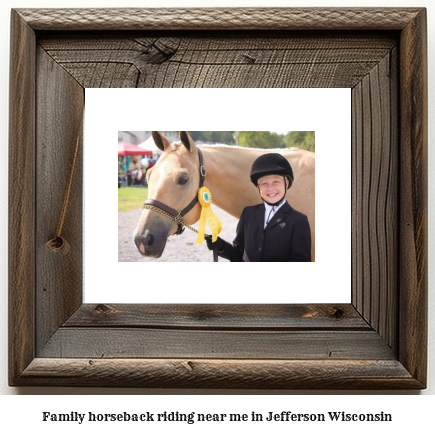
85 88 351 304
0 0 434 423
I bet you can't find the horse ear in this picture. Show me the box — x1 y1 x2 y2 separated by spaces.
152 131 171 152
179 131 196 153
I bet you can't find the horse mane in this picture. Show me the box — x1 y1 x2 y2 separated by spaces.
171 141 301 152
196 143 300 152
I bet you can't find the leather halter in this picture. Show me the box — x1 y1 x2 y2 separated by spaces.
144 148 206 235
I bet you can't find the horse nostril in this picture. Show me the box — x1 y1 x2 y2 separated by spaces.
135 230 155 254
144 231 155 247
138 230 155 247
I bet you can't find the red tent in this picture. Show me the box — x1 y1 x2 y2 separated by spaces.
118 142 152 156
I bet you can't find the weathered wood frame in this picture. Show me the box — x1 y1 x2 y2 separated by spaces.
9 8 427 389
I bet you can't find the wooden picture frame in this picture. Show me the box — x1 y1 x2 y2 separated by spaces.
9 8 427 389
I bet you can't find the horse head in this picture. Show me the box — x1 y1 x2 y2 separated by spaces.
133 131 202 258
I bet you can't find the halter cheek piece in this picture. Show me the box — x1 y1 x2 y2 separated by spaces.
143 148 206 235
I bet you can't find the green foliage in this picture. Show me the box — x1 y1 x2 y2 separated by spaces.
118 187 148 212
189 131 236 145
284 131 315 151
238 131 285 149
170 131 315 151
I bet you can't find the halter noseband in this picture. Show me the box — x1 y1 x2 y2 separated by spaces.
143 148 206 235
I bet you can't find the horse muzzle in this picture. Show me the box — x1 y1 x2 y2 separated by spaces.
134 229 168 258
133 211 175 258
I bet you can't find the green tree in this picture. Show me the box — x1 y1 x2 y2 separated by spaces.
189 131 236 145
239 131 285 149
284 131 315 151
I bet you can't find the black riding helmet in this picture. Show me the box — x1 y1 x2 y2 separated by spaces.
250 153 294 187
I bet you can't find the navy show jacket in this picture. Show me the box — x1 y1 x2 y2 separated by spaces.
219 202 312 262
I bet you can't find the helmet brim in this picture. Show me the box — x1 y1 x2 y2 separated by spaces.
251 170 293 186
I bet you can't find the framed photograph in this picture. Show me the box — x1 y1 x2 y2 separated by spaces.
88 88 349 304
9 8 427 388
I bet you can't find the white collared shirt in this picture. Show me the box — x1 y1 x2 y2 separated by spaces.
264 200 287 228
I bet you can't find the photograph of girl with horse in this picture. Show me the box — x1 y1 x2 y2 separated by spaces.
133 131 315 262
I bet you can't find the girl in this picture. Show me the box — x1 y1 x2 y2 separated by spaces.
206 153 311 262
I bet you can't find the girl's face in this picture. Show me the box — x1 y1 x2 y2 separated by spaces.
258 175 288 204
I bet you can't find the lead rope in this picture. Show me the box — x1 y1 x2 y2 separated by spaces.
142 204 201 235
142 203 219 262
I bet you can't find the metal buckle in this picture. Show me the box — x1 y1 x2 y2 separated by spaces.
176 225 185 235
175 213 185 235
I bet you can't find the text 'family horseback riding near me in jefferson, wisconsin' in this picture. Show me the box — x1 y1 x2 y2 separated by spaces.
41 410 393 424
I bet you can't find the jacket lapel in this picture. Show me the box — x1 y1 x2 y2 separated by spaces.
265 202 291 231
255 205 265 231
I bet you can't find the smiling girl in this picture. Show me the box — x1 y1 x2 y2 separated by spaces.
206 153 312 262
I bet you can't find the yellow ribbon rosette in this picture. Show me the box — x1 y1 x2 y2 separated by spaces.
196 187 222 244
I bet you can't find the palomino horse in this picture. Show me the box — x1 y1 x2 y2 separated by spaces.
133 131 315 261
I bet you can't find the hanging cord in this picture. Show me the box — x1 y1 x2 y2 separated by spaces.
45 131 81 255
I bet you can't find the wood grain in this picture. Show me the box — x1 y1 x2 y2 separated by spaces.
8 7 427 389
38 33 396 88
35 47 84 353
39 328 395 360
8 10 36 387
17 358 420 389
16 8 422 31
65 304 368 329
351 50 398 351
398 8 428 386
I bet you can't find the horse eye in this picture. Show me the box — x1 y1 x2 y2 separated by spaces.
177 173 189 185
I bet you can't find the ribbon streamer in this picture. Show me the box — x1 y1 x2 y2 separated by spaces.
196 187 222 244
